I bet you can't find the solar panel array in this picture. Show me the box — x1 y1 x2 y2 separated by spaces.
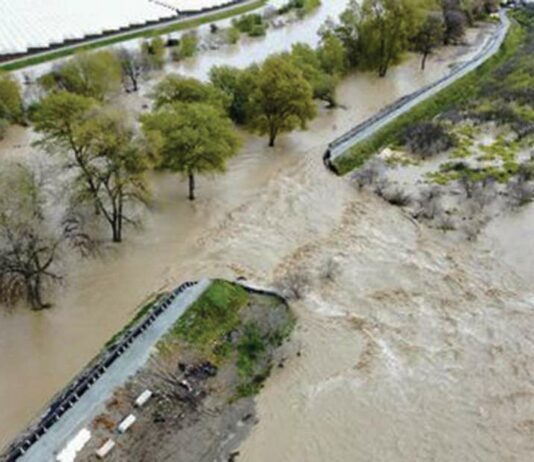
0 0 236 58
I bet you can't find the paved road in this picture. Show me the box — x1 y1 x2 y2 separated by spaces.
327 10 511 164
18 279 211 462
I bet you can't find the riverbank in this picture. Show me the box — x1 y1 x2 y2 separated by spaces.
329 10 515 175
75 281 294 461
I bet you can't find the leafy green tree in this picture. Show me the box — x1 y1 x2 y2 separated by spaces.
0 163 62 309
0 73 23 126
357 0 425 77
38 50 122 100
151 74 229 111
317 33 348 76
289 43 338 107
209 65 258 124
248 55 316 147
414 13 445 70
74 109 153 242
328 0 425 76
32 92 151 242
141 102 240 200
141 36 166 70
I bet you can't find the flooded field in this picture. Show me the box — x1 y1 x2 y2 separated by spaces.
1 9 526 462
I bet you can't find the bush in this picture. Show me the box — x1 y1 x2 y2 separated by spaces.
171 33 198 61
233 14 267 37
402 122 456 158
226 27 241 44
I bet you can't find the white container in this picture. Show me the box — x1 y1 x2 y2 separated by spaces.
117 414 136 434
135 389 153 408
95 439 115 459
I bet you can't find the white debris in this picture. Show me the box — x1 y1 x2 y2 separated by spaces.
56 428 91 462
95 439 116 459
135 389 153 407
117 414 137 434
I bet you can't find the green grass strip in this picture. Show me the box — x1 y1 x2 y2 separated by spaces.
0 0 267 72
333 18 526 176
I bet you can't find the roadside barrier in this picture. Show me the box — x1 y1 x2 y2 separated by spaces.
0 281 199 462
324 10 510 171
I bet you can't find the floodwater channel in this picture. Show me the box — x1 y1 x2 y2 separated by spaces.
2 6 530 462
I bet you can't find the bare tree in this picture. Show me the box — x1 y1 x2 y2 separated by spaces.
115 47 147 93
0 163 62 309
275 270 310 301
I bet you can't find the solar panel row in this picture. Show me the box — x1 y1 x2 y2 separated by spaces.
0 0 237 58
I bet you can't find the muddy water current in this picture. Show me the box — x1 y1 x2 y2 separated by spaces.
2 15 530 462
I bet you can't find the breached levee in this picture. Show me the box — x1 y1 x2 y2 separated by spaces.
0 279 289 462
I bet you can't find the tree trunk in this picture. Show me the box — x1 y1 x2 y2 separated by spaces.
28 275 47 310
421 52 428 71
112 221 122 243
188 172 196 201
268 127 277 147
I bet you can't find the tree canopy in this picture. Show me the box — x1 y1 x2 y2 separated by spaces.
414 13 446 70
0 73 23 125
248 55 316 146
32 92 152 242
151 74 229 111
141 102 240 200
39 50 122 100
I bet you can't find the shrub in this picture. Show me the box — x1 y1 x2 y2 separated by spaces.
402 122 456 158
226 27 241 44
233 14 267 37
171 33 198 61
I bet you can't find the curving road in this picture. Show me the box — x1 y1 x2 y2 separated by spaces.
325 10 511 167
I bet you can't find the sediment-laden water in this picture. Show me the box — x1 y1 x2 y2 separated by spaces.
1 15 524 462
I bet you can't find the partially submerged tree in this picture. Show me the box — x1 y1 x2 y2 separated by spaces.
73 109 154 242
0 73 23 123
0 163 62 309
151 74 228 111
115 47 147 92
0 73 23 138
209 65 258 124
248 55 316 146
171 33 198 61
141 36 166 70
442 4 467 44
38 50 122 100
317 33 348 76
357 0 425 77
325 0 424 77
414 13 446 70
142 102 240 200
289 43 339 107
32 92 152 242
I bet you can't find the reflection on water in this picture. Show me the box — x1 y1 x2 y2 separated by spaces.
1 14 522 462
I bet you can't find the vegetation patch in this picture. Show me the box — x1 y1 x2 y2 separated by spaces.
333 18 526 175
160 280 295 398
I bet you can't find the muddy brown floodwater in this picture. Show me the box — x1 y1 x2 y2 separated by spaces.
2 21 528 462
